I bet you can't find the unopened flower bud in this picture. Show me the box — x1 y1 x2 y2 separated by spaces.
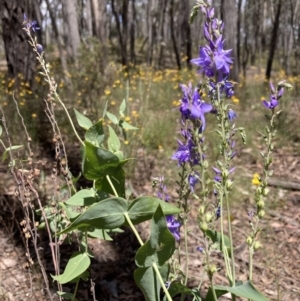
200 221 208 232
207 264 217 276
253 241 262 250
36 44 43 54
205 212 213 223
199 205 205 215
258 209 265 218
226 179 233 189
262 188 269 196
257 199 265 208
246 236 253 245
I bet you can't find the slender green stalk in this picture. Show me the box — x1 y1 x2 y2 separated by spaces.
124 212 144 246
152 263 173 301
183 217 189 286
71 278 80 301
216 85 236 300
106 175 118 197
224 190 235 286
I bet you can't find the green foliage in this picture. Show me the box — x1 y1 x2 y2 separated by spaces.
134 206 173 301
51 251 90 284
135 205 175 267
204 281 269 301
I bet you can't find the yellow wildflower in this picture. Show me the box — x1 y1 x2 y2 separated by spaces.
252 173 260 185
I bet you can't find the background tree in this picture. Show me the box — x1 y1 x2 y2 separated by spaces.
0 0 39 87
221 0 239 81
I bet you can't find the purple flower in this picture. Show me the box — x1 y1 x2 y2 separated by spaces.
23 14 40 32
172 139 198 165
191 46 214 77
212 166 235 183
213 38 233 75
262 82 285 110
262 95 278 110
179 84 213 131
191 36 233 78
36 44 43 54
188 173 199 192
212 167 222 182
228 109 237 121
196 246 204 253
166 215 181 241
216 206 221 219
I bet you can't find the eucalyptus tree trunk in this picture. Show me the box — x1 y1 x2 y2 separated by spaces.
0 0 37 87
45 0 69 78
129 0 136 64
170 0 181 69
180 0 192 69
111 0 128 66
266 0 282 80
221 0 239 81
61 0 81 61
283 0 299 75
158 0 168 68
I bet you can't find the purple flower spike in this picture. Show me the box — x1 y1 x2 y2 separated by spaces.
166 215 181 241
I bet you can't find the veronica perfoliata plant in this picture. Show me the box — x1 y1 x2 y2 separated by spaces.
165 1 292 301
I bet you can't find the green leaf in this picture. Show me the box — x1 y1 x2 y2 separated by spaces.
135 205 175 267
65 188 97 206
51 251 90 284
106 111 119 124
119 99 126 117
58 197 127 234
84 119 105 146
107 125 121 152
2 145 23 161
88 228 113 240
102 101 108 119
59 202 80 220
95 166 126 198
74 108 93 130
204 286 228 301
169 282 191 296
82 141 120 180
205 281 269 301
57 291 78 301
127 196 181 225
114 150 124 161
119 120 138 130
134 264 169 301
205 229 231 257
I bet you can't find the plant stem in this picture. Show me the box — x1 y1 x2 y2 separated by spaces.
225 190 236 290
106 175 118 197
71 279 80 301
124 212 144 246
152 262 173 301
